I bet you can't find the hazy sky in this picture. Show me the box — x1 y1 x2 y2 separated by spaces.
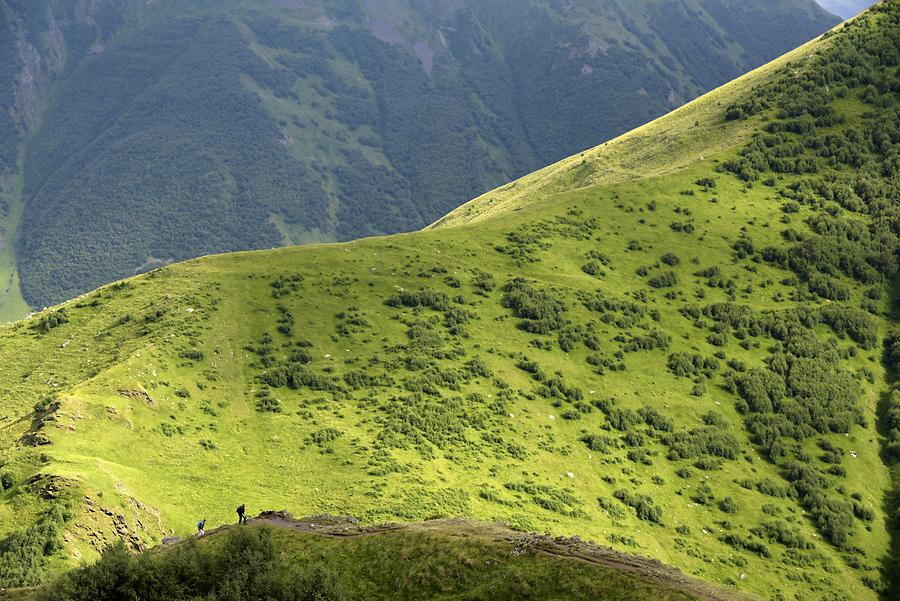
816 0 878 19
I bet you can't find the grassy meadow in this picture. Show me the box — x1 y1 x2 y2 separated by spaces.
0 2 897 600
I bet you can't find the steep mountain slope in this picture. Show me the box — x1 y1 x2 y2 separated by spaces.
0 0 840 313
0 2 897 600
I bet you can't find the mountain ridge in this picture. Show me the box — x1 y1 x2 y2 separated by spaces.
430 15 849 230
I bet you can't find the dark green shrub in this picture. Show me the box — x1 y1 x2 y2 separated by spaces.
660 252 680 266
749 520 812 549
307 428 343 446
622 330 670 352
807 274 851 301
692 483 715 505
581 261 605 277
718 497 739 513
598 497 626 519
604 407 642 431
41 527 339 601
0 500 76 587
31 309 70 334
179 349 204 362
613 489 663 524
255 391 282 413
271 275 303 298
666 427 740 461
667 353 718 378
721 533 771 558
501 279 566 334
732 237 755 259
693 457 723 471
581 434 616 453
648 271 678 289
638 406 674 432
385 288 449 311
627 449 652 465
471 271 495 294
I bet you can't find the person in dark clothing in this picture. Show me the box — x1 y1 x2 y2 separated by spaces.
197 519 206 537
237 503 247 525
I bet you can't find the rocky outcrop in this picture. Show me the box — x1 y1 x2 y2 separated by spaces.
6 0 131 131
9 4 64 130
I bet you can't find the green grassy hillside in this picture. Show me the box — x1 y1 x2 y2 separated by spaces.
0 0 839 312
0 2 897 600
7 517 749 601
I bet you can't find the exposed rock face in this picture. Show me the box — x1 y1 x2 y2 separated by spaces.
6 0 130 131
10 8 61 130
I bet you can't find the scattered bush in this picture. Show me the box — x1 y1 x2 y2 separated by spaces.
613 489 663 524
598 497 626 519
581 434 617 453
667 352 719 378
307 428 343 446
31 309 69 334
718 497 739 513
385 288 449 311
623 330 670 352
666 427 740 461
472 271 495 294
581 261 605 277
179 349 204 362
502 279 566 334
691 483 715 505
648 271 678 289
41 527 339 601
750 520 812 549
807 274 851 301
0 500 75 587
721 533 771 558
255 390 283 413
660 252 681 266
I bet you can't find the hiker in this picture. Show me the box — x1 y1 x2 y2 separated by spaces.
197 518 206 537
237 503 247 525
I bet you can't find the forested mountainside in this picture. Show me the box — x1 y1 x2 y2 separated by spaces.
0 2 896 599
0 0 840 312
